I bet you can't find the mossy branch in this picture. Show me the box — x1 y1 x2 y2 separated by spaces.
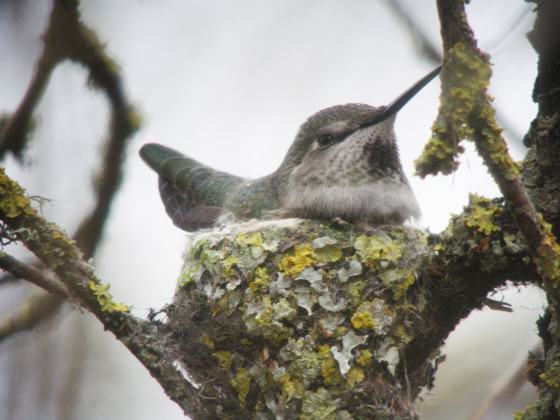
0 0 141 256
424 1 560 418
0 0 141 337
429 0 560 303
0 168 225 419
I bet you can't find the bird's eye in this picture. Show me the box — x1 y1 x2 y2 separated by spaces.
317 134 336 147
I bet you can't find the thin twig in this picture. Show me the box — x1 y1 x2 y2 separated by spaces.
0 254 68 298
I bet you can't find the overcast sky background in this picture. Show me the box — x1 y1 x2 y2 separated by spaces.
0 1 545 419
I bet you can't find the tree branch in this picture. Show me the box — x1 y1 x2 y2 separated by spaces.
0 0 140 335
0 254 68 298
0 167 229 418
422 1 560 417
415 0 560 301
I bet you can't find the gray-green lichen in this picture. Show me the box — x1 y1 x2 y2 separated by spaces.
413 42 520 181
415 42 489 177
168 218 431 418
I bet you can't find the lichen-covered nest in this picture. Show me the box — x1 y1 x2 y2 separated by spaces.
168 218 435 419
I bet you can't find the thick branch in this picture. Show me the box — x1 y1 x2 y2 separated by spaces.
431 0 560 298
434 1 560 418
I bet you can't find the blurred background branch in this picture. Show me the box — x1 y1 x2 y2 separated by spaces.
0 0 139 338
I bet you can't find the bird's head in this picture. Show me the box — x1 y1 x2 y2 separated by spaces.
274 66 440 223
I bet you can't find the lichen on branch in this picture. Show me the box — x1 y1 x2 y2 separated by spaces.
432 1 560 416
415 42 492 177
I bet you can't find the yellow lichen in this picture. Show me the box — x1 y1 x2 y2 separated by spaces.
200 333 214 349
354 235 402 269
212 351 233 370
348 280 366 304
356 349 373 367
351 311 376 330
347 366 365 387
127 106 143 131
537 358 560 390
231 367 252 408
475 101 520 181
245 296 294 343
249 266 270 292
280 373 303 401
394 323 414 344
319 344 342 385
87 280 129 313
278 243 316 277
464 194 500 236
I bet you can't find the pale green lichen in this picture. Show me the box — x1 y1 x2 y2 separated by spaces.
463 194 501 236
87 280 129 313
244 296 296 342
235 231 263 247
0 168 36 219
378 268 416 300
249 266 270 292
354 235 403 269
312 236 343 263
300 387 338 420
533 215 560 286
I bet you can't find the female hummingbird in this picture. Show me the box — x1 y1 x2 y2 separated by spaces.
140 67 440 231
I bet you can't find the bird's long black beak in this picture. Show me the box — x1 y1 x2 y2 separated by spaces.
360 65 441 128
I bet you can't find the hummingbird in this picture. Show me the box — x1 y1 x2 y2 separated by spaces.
140 67 440 232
